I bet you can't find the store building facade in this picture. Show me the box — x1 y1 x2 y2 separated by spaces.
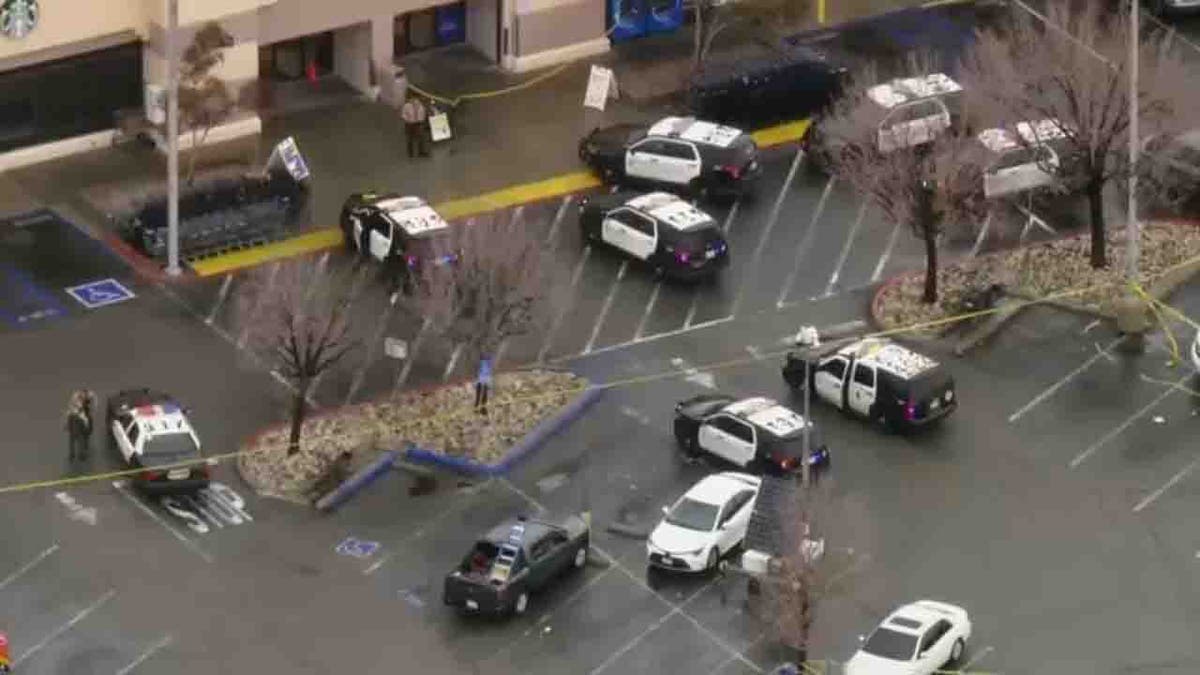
0 0 607 168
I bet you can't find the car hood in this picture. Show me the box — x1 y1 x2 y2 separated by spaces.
845 651 912 675
649 520 712 554
585 124 645 153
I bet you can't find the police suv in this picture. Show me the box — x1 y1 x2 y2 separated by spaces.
806 72 964 172
782 338 956 431
977 119 1070 199
578 191 729 280
673 394 831 474
339 193 456 278
105 389 211 495
578 116 761 199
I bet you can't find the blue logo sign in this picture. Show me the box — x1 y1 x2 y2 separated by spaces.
65 278 135 309
335 537 380 559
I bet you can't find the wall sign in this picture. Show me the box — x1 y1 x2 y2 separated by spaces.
0 0 39 39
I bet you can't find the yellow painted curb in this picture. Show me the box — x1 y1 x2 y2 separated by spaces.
190 227 342 277
752 118 812 148
435 171 602 221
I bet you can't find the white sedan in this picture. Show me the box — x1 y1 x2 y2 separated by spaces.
847 600 971 675
646 472 761 573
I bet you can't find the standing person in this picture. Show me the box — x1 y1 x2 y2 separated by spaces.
474 355 493 416
81 390 96 457
64 390 89 462
401 96 430 158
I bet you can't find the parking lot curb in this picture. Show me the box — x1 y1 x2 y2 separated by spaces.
314 449 402 512
403 386 604 477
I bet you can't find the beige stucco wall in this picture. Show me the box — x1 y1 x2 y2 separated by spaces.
0 1 147 61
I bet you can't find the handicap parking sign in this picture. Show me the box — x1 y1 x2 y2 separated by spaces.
335 536 381 559
65 278 135 309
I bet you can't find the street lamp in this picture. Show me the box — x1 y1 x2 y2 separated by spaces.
792 325 820 488
165 0 181 276
1126 0 1139 284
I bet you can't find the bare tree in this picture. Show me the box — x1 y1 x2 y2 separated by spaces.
750 478 874 666
403 214 552 400
691 0 813 70
822 66 989 303
959 3 1199 268
179 22 236 185
236 258 360 455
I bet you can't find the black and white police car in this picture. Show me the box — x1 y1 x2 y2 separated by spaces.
673 394 831 474
338 192 456 285
578 190 729 280
806 72 964 172
105 389 212 495
578 116 761 199
782 338 956 431
977 119 1070 199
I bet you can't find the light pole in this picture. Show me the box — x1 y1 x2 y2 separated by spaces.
165 0 182 276
794 326 820 488
1126 0 1139 283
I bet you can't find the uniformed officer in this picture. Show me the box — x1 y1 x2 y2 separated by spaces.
64 390 91 462
401 96 430 158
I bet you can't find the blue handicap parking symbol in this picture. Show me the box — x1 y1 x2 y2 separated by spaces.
335 537 381 559
65 278 135 309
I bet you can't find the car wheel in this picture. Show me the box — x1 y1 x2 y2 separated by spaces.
950 638 965 664
675 429 699 456
512 591 529 616
341 226 355 252
705 548 719 572
601 167 617 184
689 179 709 202
573 546 588 569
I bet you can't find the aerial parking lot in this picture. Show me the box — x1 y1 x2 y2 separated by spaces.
1 0 1199 672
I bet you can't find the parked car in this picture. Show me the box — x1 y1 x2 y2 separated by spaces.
443 514 589 616
647 472 762 573
805 72 965 173
673 394 831 474
578 116 761 199
977 119 1071 199
847 600 972 675
782 337 956 431
578 190 729 280
105 389 211 495
338 192 457 291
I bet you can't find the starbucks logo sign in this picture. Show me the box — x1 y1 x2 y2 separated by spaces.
1 0 38 39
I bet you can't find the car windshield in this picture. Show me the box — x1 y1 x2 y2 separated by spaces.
665 498 720 531
143 431 200 458
861 627 919 661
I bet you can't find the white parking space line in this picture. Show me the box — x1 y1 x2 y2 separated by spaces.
1009 338 1122 423
395 316 432 392
562 316 734 361
870 220 902 283
1069 379 1181 468
960 645 995 671
589 579 722 675
777 176 836 308
0 543 58 592
731 147 805 317
116 634 175 675
634 282 662 340
683 200 742 329
821 202 869 298
539 245 593 362
204 274 234 325
442 343 465 382
237 261 281 348
585 261 628 354
1135 454 1200 513
364 482 488 575
970 211 993 258
13 589 116 667
113 481 213 563
707 632 767 675
545 196 574 245
344 300 399 405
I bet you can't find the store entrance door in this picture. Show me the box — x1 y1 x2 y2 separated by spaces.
261 32 334 81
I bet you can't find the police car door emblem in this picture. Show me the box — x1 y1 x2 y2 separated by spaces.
0 0 38 39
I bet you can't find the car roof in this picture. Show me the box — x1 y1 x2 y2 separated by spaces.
647 116 744 148
483 518 557 549
884 603 950 634
685 472 761 505
723 397 811 436
867 72 962 110
373 196 449 237
626 192 715 231
836 338 939 379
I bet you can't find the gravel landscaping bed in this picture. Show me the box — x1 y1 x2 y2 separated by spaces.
874 221 1200 336
238 370 589 498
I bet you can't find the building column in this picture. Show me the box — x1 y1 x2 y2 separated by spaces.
333 21 373 96
504 0 608 74
371 15 400 106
